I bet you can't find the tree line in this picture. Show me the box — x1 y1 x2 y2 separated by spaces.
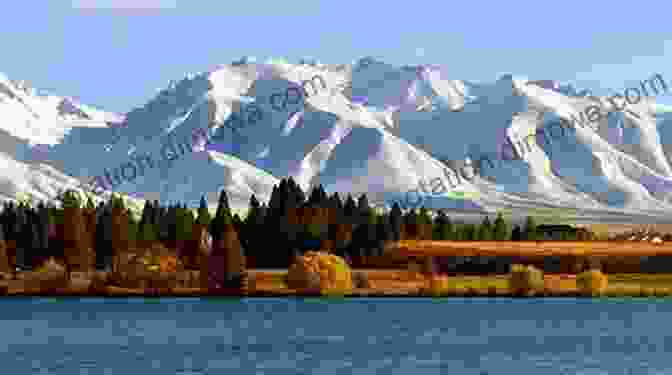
0 177 591 274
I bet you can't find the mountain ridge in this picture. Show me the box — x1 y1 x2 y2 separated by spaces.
2 56 672 224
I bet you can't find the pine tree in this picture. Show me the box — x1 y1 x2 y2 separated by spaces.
432 210 453 240
464 223 476 240
95 207 113 270
175 205 195 267
452 223 463 240
511 225 522 241
307 185 322 207
124 208 136 244
62 189 92 272
242 194 263 266
417 207 432 240
138 214 158 243
493 212 508 240
343 194 357 219
372 213 390 257
210 190 232 242
477 216 493 241
403 210 419 239
201 204 246 293
329 192 343 212
0 217 9 273
523 216 537 241
351 206 377 260
18 207 36 269
330 195 351 257
232 214 243 235
389 202 403 241
36 202 50 259
110 197 130 270
151 200 161 226
196 196 211 226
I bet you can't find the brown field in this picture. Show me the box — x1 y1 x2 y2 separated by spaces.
387 240 672 257
581 223 672 237
247 269 672 297
4 267 672 297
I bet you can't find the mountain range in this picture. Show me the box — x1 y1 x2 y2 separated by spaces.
3 57 672 225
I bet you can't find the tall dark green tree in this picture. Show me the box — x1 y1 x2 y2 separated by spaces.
196 196 211 226
242 194 264 262
36 202 50 258
511 225 522 241
350 204 377 259
232 213 244 236
95 207 113 270
329 192 343 212
417 207 433 240
432 210 453 240
403 209 418 239
343 194 357 219
389 202 403 241
463 223 476 240
137 200 157 243
523 216 537 241
210 190 232 242
356 194 370 226
477 216 493 241
126 208 138 243
493 212 508 240
374 212 391 256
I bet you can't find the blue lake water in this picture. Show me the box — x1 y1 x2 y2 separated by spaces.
1 297 671 374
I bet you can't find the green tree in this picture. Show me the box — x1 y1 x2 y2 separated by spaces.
417 207 433 240
196 196 211 226
464 223 476 240
126 208 138 243
432 210 453 240
374 213 391 256
210 190 232 241
493 212 508 240
242 194 265 265
523 216 537 240
403 209 419 239
477 216 493 241
511 225 522 241
389 202 403 241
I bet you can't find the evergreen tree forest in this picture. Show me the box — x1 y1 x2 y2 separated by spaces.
0 177 594 274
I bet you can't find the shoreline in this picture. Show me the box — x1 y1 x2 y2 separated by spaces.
2 269 672 298
0 287 668 298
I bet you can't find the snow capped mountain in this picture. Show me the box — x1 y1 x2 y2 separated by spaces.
3 56 672 224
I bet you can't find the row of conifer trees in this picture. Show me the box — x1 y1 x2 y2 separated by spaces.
0 176 577 272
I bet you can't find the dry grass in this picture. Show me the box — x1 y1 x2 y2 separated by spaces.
9 268 672 297
388 241 672 257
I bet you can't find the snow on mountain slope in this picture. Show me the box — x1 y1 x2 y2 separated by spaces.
4 57 672 224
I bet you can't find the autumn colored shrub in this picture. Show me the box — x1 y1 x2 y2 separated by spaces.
352 271 371 289
425 275 450 296
287 251 353 295
30 257 68 291
88 273 108 294
641 286 656 297
111 248 182 290
508 264 544 296
576 269 608 296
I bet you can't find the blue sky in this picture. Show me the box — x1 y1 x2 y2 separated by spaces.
2 1 672 113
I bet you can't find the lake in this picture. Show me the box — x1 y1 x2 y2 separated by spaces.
1 297 670 374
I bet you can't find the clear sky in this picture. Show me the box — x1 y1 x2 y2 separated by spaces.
2 1 672 113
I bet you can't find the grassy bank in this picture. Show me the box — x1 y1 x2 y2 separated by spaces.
4 270 672 297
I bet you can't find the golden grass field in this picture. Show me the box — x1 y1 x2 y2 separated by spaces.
248 269 672 297
387 240 672 257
